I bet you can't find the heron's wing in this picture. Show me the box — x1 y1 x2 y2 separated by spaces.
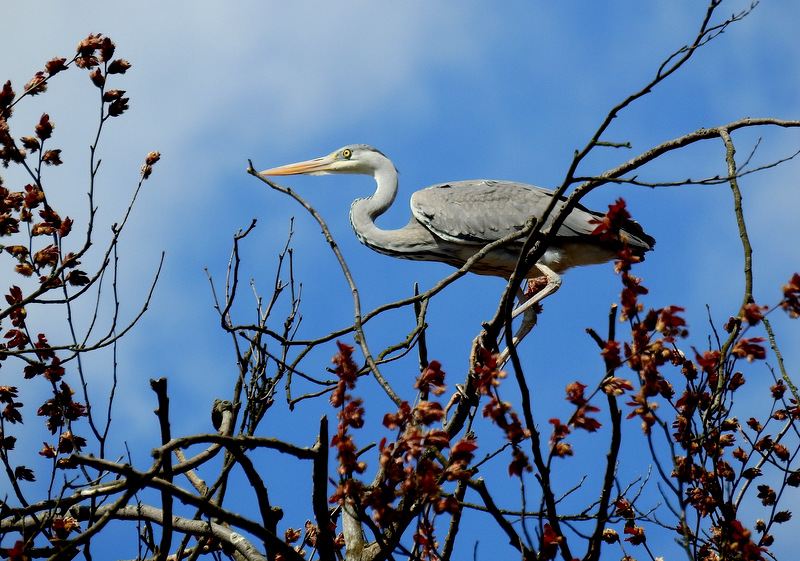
409 180 602 245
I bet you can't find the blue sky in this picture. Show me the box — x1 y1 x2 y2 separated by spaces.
3 2 800 559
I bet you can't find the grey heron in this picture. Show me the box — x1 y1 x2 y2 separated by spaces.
259 144 654 354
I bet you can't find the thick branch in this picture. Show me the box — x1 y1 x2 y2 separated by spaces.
68 504 265 561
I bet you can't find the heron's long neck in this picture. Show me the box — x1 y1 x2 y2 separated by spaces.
349 165 397 244
349 166 431 256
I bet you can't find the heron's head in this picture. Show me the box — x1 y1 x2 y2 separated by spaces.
259 144 394 178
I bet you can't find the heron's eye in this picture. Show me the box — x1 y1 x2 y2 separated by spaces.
342 148 352 159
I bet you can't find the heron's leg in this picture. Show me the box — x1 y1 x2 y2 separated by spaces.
498 286 531 345
500 263 562 365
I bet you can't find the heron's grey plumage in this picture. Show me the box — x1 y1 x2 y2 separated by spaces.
260 144 655 280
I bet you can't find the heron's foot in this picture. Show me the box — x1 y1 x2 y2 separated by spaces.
500 263 562 366
512 266 562 320
525 276 549 297
513 277 547 317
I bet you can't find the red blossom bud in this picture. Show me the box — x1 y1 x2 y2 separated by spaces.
731 337 766 362
35 114 53 140
15 262 34 276
284 528 301 543
39 442 57 458
107 59 132 74
602 376 633 396
24 72 47 95
746 417 762 431
742 467 762 480
20 137 40 152
66 270 90 286
727 371 745 391
413 401 444 425
99 36 115 61
59 216 73 237
602 529 619 544
145 150 161 165
102 89 125 102
107 96 129 117
508 447 532 477
14 466 35 481
0 81 15 111
415 360 446 395
770 380 786 399
732 447 748 462
76 35 103 68
5 246 29 259
773 443 790 462
615 498 634 519
757 484 776 505
624 524 647 545
77 34 102 57
741 302 766 325
89 69 105 88
31 222 56 236
75 55 98 69
781 273 800 317
1 146 26 164
42 149 62 165
45 57 68 76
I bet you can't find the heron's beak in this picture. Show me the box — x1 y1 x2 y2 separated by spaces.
259 154 336 176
